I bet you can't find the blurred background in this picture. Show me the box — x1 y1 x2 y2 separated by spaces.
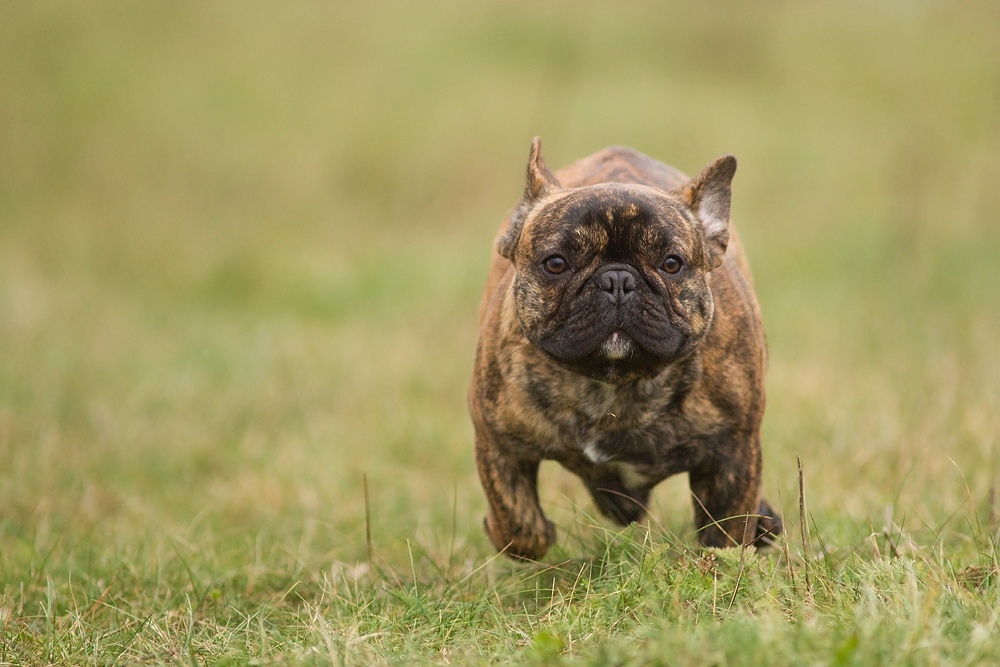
1 2 999 564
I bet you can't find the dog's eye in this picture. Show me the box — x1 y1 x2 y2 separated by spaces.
542 255 568 275
661 256 683 274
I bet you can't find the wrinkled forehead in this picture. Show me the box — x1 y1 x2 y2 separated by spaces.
526 184 700 258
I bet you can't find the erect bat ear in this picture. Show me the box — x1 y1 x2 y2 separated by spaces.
497 137 561 260
673 154 737 270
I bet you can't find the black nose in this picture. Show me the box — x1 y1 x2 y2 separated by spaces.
597 269 636 304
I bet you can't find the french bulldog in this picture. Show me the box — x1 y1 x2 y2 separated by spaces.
469 138 781 560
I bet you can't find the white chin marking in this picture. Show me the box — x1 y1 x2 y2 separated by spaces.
601 332 633 360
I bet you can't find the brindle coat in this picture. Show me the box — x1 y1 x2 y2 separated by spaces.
469 139 781 560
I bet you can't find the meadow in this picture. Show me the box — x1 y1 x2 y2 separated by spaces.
1 2 1000 665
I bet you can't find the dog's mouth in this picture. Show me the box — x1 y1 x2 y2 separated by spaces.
528 272 708 383
538 327 685 384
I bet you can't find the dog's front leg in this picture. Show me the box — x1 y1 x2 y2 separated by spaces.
474 428 554 561
688 435 764 548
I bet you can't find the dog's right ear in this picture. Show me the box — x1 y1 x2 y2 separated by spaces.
672 154 737 270
497 137 561 260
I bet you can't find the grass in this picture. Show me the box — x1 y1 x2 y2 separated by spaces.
2 1 1000 664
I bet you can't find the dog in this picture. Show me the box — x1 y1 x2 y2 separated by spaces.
468 138 782 560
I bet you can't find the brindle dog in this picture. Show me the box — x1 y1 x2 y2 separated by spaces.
469 138 781 560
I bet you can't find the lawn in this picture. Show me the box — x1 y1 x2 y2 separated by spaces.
1 2 999 665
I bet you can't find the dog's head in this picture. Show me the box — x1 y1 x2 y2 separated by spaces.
498 138 737 383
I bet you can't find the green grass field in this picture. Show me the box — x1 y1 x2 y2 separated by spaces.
2 3 1000 665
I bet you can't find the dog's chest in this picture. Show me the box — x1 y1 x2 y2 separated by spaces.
504 349 702 472
556 382 686 468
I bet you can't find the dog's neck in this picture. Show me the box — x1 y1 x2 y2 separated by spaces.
503 315 703 431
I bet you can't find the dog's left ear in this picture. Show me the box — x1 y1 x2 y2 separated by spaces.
674 155 737 270
497 137 561 260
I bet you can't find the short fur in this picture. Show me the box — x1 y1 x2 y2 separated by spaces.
470 139 781 560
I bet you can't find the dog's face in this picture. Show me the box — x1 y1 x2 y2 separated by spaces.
498 141 737 383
